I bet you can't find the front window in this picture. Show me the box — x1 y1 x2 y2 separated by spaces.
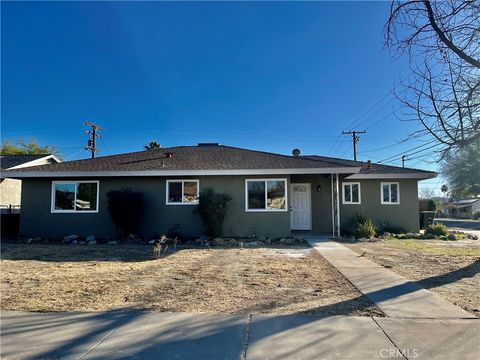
246 179 287 211
381 182 400 204
166 180 199 205
343 182 361 204
52 181 99 213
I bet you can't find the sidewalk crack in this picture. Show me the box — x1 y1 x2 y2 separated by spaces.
372 317 408 360
240 313 253 360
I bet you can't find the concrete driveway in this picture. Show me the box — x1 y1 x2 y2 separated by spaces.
1 310 479 359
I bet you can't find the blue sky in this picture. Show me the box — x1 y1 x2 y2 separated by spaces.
1 1 443 193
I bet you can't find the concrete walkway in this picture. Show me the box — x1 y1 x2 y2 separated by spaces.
307 237 475 319
1 310 479 359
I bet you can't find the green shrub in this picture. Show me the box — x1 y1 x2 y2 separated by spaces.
427 199 437 211
342 213 368 237
195 188 232 237
447 233 457 240
106 189 144 238
425 223 448 236
377 221 407 235
473 211 480 220
354 219 376 239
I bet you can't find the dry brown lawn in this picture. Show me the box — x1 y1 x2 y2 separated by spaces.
344 239 480 317
0 244 383 316
0 244 382 316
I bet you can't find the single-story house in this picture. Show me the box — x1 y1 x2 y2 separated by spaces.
0 154 61 214
3 144 436 238
448 199 480 219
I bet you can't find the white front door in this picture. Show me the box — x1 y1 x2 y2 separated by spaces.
290 183 312 230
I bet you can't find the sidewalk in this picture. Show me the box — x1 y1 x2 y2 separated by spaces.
307 237 475 319
1 310 479 359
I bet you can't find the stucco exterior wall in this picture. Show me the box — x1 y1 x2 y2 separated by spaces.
339 177 420 232
0 178 22 207
19 174 421 238
19 176 292 238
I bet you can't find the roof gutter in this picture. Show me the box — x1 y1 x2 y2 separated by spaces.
345 173 437 180
2 167 362 179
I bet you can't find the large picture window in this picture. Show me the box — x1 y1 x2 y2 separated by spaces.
342 182 361 204
246 179 287 211
166 180 199 205
51 181 99 213
381 182 400 204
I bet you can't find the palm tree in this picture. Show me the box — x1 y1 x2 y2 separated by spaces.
441 184 449 218
144 141 162 151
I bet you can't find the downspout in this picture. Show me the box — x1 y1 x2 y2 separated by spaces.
336 173 341 238
331 175 335 237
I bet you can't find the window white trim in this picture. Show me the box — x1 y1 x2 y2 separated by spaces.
381 182 400 205
51 180 99 213
166 179 200 205
245 178 288 212
342 182 361 204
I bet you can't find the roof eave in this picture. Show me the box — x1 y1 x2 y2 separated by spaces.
345 172 437 180
2 167 361 179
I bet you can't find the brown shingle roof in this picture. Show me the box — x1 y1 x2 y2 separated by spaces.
6 145 356 173
301 155 436 176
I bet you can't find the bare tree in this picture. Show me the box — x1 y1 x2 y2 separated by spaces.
385 1 480 156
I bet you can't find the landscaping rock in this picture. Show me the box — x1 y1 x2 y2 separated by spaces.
71 240 78 245
382 232 391 238
78 240 87 245
87 240 97 245
63 235 79 244
265 238 272 245
447 233 457 240
86 235 95 242
228 239 239 247
467 234 478 240
107 241 118 245
405 232 415 238
257 241 265 246
214 238 226 246
127 233 136 240
357 237 370 242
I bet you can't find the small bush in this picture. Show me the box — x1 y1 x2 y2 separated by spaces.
377 221 407 235
106 189 144 238
354 219 376 239
342 213 368 237
473 211 480 220
425 223 448 236
447 233 457 240
195 188 232 237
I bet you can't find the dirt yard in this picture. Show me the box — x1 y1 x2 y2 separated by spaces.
343 239 480 317
0 244 383 316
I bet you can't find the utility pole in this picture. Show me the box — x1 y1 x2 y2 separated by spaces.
84 122 102 158
342 130 366 161
402 155 407 168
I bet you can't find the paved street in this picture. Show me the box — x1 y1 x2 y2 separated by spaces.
1 310 479 359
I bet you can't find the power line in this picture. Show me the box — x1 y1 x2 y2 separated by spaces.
378 142 442 164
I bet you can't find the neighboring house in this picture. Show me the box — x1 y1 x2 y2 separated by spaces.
3 144 436 238
449 199 480 219
0 154 61 213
